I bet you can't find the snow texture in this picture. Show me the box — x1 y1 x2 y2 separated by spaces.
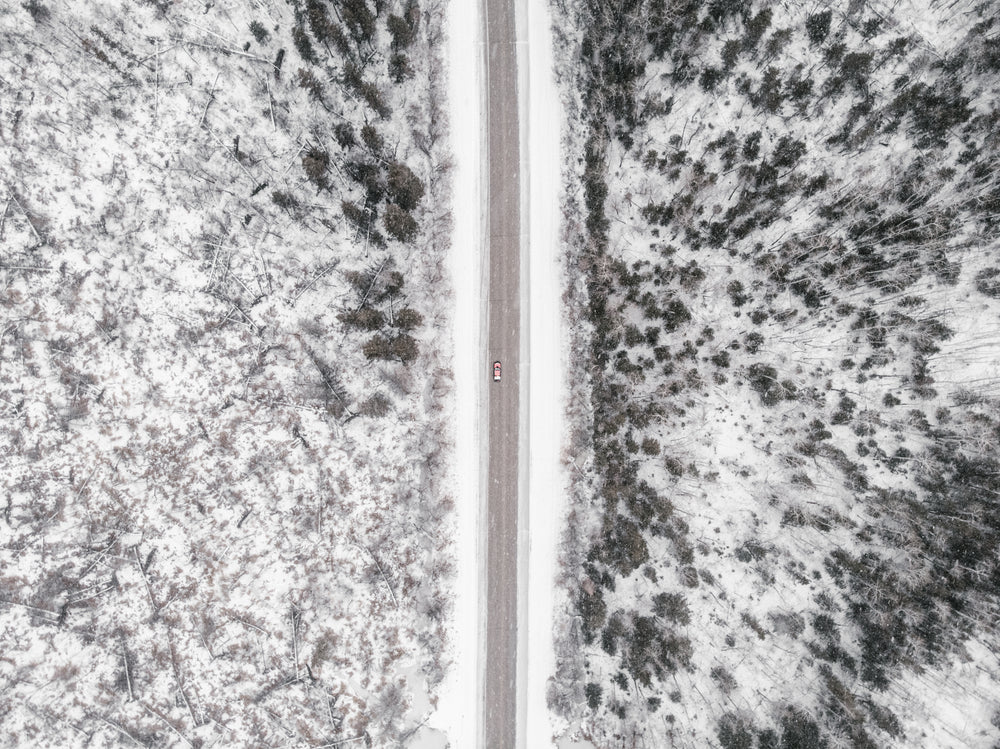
524 0 568 745
0 1 456 746
430 0 482 745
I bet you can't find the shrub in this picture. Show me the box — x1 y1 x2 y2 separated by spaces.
779 707 828 749
747 362 783 406
662 299 692 331
584 682 602 711
975 267 1000 297
782 507 806 526
358 392 391 417
680 565 699 587
727 280 749 307
249 20 270 44
389 52 414 82
664 456 684 477
296 68 326 103
387 13 415 49
394 308 423 330
699 66 724 92
771 136 806 169
339 307 385 330
363 333 418 363
384 204 418 242
806 10 832 44
735 540 768 562
652 592 690 624
302 146 330 190
717 713 754 749
770 611 805 638
387 162 425 210
292 24 318 64
271 190 299 212
711 665 737 694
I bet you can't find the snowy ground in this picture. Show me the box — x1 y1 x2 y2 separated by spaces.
433 0 482 746
0 2 457 745
523 0 567 746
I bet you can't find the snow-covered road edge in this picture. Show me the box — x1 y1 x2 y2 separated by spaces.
438 0 562 743
434 0 482 746
523 0 565 745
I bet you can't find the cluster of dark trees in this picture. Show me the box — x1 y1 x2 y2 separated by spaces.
340 260 423 364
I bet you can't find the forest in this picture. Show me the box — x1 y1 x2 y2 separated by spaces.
549 0 1000 746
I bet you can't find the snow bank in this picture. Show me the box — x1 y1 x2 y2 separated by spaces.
431 0 483 746
523 0 566 746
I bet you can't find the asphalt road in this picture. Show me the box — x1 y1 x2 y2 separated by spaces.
481 0 520 744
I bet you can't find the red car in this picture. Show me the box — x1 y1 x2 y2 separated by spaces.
493 361 502 382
